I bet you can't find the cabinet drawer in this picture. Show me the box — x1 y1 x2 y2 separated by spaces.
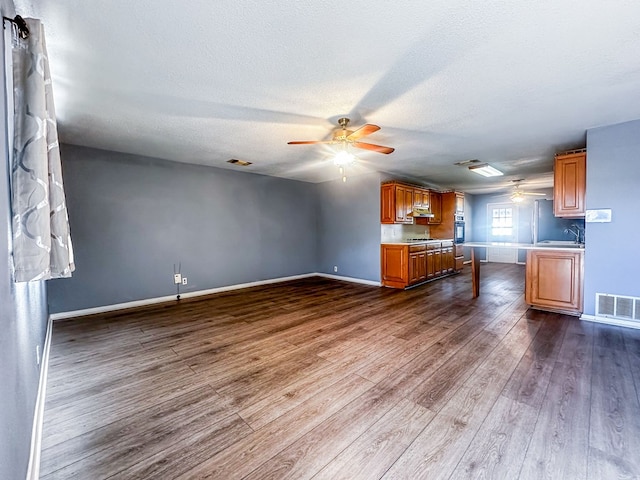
409 244 426 253
455 244 464 256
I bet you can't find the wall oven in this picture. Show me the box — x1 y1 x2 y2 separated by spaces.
454 220 465 244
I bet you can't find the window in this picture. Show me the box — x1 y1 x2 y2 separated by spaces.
491 207 513 237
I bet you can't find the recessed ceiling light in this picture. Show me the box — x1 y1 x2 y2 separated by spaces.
227 159 252 166
468 163 503 177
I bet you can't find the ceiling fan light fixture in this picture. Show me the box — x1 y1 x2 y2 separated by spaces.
468 163 503 177
511 191 525 203
333 150 356 167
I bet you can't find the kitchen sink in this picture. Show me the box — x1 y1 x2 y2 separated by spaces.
535 240 585 248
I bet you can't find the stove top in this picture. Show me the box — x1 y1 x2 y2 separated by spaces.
406 238 434 241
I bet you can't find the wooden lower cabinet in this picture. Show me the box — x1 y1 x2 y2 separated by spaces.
409 246 427 284
426 245 436 279
454 244 464 272
442 242 454 273
382 242 458 288
381 244 408 288
525 249 584 315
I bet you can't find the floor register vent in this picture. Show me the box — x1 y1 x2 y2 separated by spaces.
596 293 640 323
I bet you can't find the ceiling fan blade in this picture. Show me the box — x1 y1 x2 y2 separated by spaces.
287 140 333 145
524 192 546 196
346 124 380 141
352 141 395 154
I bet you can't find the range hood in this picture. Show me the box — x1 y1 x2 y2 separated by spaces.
410 207 434 218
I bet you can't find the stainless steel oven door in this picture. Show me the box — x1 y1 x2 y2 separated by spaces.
454 221 465 244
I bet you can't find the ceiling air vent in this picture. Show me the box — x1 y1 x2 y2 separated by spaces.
227 159 252 166
454 159 482 167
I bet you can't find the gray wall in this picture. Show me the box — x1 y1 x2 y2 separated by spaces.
469 192 538 262
317 172 382 282
47 145 319 313
0 0 50 477
584 119 640 315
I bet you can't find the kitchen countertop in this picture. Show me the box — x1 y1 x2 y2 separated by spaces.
463 241 585 252
381 239 454 245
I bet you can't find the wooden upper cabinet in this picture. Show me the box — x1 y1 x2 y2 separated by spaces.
455 192 465 215
554 150 586 218
381 183 414 224
380 183 395 223
413 188 430 209
427 191 442 224
397 186 413 223
381 182 446 225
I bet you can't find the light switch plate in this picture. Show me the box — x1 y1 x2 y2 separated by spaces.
586 208 612 223
174 273 182 284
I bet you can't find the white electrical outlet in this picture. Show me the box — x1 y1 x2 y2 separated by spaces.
36 345 41 366
333 266 338 273
174 273 182 284
182 277 188 285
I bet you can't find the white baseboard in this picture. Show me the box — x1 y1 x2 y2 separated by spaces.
580 313 640 330
315 273 381 287
50 273 381 321
26 315 53 480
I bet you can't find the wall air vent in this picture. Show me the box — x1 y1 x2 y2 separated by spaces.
227 159 252 166
596 293 640 322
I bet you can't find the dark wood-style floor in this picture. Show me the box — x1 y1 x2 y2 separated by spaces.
40 264 640 479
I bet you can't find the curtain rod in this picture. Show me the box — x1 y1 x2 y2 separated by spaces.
3 15 29 39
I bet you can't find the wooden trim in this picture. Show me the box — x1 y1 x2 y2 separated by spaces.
314 273 382 287
471 247 480 298
580 314 640 330
26 315 53 480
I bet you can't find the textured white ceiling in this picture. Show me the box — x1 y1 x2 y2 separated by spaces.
13 0 640 193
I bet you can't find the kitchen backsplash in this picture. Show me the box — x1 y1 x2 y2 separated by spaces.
381 224 431 242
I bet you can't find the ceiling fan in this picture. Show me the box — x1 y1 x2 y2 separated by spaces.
288 117 395 155
509 179 546 203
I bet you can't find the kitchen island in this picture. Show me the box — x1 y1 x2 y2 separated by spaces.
380 239 461 288
464 241 585 315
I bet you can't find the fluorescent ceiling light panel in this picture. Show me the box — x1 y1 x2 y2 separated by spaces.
468 163 503 177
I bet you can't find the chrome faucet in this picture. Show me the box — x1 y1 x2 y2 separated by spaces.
564 224 583 244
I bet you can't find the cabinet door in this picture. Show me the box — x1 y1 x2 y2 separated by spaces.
427 191 442 224
525 250 583 313
455 193 465 215
455 256 464 271
394 185 414 223
413 188 426 207
422 190 431 209
434 249 442 276
403 187 414 223
426 250 435 279
381 245 408 288
408 252 420 284
417 251 427 281
554 152 586 218
380 184 395 224
394 185 406 222
446 247 455 272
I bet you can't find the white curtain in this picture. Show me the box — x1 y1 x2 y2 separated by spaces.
10 18 74 282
